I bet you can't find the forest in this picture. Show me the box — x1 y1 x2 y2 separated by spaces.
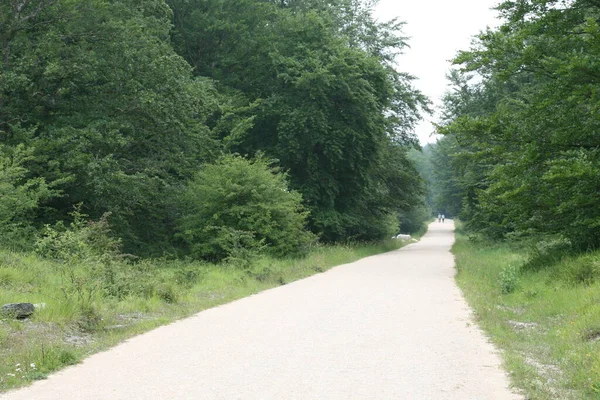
0 0 429 260
2 0 600 396
426 0 599 252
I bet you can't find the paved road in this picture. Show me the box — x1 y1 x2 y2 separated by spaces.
1 221 521 399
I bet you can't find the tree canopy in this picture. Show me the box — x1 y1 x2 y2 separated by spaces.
0 0 428 257
434 0 600 250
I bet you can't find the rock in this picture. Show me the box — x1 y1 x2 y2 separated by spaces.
1 303 35 319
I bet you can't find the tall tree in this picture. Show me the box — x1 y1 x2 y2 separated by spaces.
168 0 428 241
440 0 600 248
0 0 219 253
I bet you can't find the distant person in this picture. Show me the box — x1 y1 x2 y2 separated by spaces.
437 213 442 222
442 214 445 223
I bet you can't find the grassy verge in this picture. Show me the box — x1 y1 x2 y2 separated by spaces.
0 236 418 392
453 229 600 399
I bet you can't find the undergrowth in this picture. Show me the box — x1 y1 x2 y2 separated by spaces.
453 225 600 399
0 227 414 392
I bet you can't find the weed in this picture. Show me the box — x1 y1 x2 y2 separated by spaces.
156 283 178 304
454 232 600 399
77 305 102 333
499 264 520 294
0 232 414 392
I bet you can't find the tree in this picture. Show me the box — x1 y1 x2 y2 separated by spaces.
439 0 600 249
168 0 428 241
0 0 220 253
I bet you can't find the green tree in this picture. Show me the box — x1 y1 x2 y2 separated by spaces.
439 0 600 249
1 0 220 253
168 0 428 241
0 145 54 248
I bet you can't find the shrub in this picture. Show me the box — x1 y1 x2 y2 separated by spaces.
35 206 122 264
550 252 600 286
177 155 315 262
35 207 125 306
499 264 520 294
523 236 573 271
398 206 431 235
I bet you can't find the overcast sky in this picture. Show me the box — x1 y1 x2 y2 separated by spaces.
374 0 501 144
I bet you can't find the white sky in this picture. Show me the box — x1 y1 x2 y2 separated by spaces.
374 0 501 144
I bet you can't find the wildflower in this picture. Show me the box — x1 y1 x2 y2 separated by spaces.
15 368 21 372
7 373 15 377
30 363 36 368
15 364 20 367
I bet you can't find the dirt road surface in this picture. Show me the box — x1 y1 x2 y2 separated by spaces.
1 221 521 399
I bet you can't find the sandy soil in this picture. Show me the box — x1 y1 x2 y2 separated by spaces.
1 221 522 399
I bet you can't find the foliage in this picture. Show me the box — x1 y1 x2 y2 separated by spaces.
35 206 122 265
499 264 519 294
177 155 314 262
397 206 430 235
0 145 54 249
168 0 428 242
454 232 600 399
1 0 219 254
0 0 427 253
437 0 600 250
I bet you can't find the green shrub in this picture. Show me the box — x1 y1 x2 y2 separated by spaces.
177 155 315 262
156 283 178 304
35 208 125 307
499 264 520 294
35 207 122 264
77 305 102 333
523 236 573 271
550 252 600 286
398 206 431 235
174 265 205 288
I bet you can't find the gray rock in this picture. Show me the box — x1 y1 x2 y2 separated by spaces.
1 303 35 319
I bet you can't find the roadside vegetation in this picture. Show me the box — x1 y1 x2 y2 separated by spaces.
0 0 433 392
453 226 600 399
0 224 422 392
426 1 600 398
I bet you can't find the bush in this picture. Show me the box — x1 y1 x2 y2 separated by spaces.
177 155 315 262
35 207 125 306
499 264 519 294
35 206 123 264
523 236 573 271
550 252 600 286
398 206 430 235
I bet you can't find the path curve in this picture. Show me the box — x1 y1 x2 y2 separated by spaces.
1 221 521 399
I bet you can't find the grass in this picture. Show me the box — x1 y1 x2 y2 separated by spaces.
0 235 420 393
453 227 600 399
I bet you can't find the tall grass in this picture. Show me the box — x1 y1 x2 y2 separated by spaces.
0 238 410 392
453 229 600 399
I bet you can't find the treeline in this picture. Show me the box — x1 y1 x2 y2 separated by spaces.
430 0 600 251
0 0 428 259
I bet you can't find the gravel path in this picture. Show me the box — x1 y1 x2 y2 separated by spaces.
1 221 522 399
